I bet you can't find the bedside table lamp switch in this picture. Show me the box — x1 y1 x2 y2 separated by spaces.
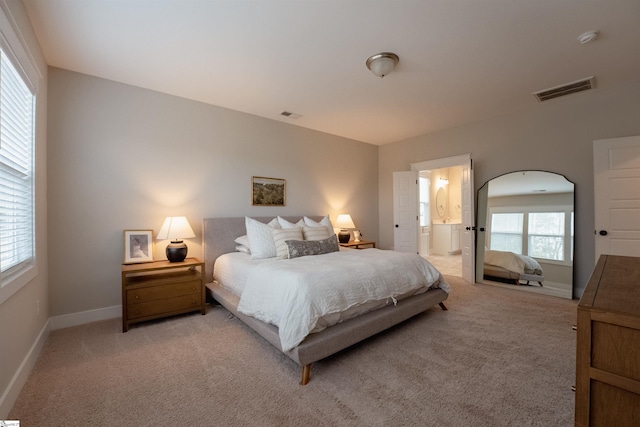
157 216 196 262
335 214 355 244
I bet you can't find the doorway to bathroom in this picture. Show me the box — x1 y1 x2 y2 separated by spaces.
420 166 463 277
411 154 473 281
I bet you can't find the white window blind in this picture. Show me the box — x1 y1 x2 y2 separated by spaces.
0 48 35 279
490 212 523 253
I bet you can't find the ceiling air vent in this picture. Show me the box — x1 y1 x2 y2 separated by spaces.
280 111 302 119
533 76 595 102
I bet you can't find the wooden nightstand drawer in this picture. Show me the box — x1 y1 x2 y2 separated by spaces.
127 280 200 303
127 294 203 320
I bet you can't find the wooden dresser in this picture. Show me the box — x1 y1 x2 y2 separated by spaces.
575 255 640 426
121 258 205 332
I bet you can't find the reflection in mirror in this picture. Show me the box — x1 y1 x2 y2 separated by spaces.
436 188 446 218
475 171 574 299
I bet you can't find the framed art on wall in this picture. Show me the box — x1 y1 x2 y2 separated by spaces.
123 230 154 264
252 176 286 206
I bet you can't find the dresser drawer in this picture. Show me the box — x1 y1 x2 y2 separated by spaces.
127 280 200 303
591 320 640 382
127 294 202 319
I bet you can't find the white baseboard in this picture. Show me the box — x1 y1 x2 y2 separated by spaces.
50 305 121 330
0 318 50 418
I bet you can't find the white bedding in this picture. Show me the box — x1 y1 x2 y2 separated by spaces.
229 249 449 352
484 250 543 275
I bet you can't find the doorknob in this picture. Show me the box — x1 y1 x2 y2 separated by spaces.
395 224 399 228
598 230 608 236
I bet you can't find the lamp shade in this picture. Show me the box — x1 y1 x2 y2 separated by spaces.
156 216 196 241
335 214 356 229
157 216 196 262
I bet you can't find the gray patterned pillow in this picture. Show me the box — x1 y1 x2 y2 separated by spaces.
286 235 339 259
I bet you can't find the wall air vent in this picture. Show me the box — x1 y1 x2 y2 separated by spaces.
533 76 595 102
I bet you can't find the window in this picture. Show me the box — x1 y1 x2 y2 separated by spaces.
488 206 572 264
528 212 564 260
490 213 523 253
419 177 430 226
0 47 35 295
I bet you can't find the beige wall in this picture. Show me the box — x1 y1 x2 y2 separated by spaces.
378 82 640 296
429 166 462 223
47 67 379 316
0 0 48 417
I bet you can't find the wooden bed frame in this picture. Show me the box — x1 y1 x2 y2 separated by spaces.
202 216 449 385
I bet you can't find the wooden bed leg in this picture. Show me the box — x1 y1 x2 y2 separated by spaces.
300 364 311 385
438 302 448 311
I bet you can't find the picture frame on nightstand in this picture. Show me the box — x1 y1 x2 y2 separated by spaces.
123 229 154 264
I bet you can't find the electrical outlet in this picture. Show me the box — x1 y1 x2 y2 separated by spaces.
36 299 40 315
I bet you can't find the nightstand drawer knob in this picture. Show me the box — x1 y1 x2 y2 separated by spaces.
135 295 140 300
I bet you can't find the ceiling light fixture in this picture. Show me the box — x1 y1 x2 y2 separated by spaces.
577 31 598 44
366 52 399 78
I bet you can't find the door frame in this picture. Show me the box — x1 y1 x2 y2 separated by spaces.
411 154 474 283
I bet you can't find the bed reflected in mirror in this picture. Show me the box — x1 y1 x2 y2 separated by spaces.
475 171 574 299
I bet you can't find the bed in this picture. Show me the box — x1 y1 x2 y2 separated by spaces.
203 216 450 385
483 249 544 286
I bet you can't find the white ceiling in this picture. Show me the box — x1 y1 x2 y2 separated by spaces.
487 171 574 198
22 0 640 145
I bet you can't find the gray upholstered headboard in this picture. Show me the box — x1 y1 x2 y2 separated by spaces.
202 216 324 283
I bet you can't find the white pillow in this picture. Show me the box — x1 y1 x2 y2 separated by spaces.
277 216 304 229
245 217 281 259
271 227 304 259
234 235 250 249
304 215 335 235
302 225 331 241
235 244 251 254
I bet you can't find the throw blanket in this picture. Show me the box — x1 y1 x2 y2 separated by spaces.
237 249 450 352
484 250 543 275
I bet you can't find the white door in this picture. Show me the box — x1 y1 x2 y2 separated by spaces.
460 160 475 283
393 171 418 253
594 135 640 261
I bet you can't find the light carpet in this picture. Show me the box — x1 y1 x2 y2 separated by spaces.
9 276 577 426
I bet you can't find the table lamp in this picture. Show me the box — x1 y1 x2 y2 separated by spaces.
156 216 196 262
335 214 355 244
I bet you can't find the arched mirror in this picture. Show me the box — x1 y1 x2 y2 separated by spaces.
475 171 574 299
436 188 446 218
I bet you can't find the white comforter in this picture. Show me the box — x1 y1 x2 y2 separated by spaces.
237 249 449 352
484 250 543 275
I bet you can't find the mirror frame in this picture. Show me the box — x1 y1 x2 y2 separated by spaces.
475 170 575 299
436 188 446 218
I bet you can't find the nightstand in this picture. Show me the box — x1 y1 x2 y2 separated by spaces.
121 258 205 332
339 240 376 249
